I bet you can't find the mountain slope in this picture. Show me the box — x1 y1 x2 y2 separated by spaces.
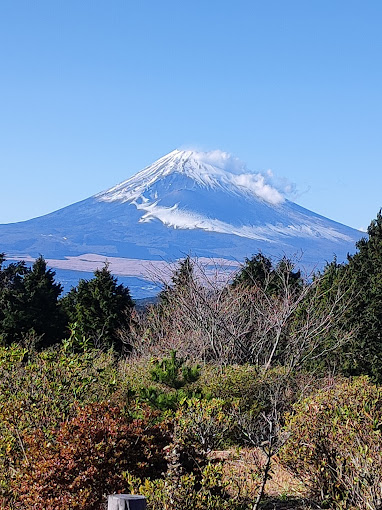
0 149 362 278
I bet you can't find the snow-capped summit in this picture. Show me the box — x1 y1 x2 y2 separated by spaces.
0 148 363 291
92 149 357 247
97 149 284 205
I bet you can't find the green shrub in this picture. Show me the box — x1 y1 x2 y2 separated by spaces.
199 365 299 414
139 351 203 412
124 463 241 510
139 386 189 411
198 364 261 409
119 355 153 393
175 398 233 454
279 377 382 509
150 350 200 389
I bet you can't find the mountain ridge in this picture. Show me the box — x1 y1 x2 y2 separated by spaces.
0 149 363 296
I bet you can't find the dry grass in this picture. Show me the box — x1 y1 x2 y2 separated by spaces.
210 448 314 509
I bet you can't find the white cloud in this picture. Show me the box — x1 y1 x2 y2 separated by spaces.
230 173 284 205
266 170 298 197
193 150 247 175
187 149 295 205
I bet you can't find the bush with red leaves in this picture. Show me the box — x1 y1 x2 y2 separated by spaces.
12 402 171 510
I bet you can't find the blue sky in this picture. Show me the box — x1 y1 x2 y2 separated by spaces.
0 0 381 231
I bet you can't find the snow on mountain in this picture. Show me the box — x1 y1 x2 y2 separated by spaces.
95 149 356 245
96 149 284 205
0 148 363 296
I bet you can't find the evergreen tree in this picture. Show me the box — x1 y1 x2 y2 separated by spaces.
171 255 195 289
0 255 28 293
272 256 303 296
159 255 196 304
61 264 134 352
339 211 382 381
0 255 64 346
22 256 65 347
231 252 272 289
295 256 350 373
0 257 28 344
232 252 303 296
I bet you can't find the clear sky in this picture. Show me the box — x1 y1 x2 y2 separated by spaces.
0 0 381 231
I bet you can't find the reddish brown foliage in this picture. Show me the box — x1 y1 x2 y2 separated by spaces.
13 402 171 510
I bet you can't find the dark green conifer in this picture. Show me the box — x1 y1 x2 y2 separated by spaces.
340 211 382 380
232 252 303 296
0 255 64 346
22 256 65 346
61 264 134 352
231 252 272 289
159 255 195 304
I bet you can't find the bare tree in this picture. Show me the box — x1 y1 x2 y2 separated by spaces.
127 256 354 371
230 370 295 510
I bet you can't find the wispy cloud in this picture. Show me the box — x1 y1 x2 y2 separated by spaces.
265 169 298 197
193 150 247 174
189 149 295 205
230 173 284 205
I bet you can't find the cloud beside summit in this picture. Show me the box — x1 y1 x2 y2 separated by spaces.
191 149 294 205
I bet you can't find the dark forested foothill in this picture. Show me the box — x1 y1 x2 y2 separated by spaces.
2 212 382 510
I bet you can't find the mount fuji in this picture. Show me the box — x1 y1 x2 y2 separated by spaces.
0 149 362 296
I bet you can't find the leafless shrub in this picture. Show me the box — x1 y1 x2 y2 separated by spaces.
125 256 354 371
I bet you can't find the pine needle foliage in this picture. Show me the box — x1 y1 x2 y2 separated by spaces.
140 350 202 411
150 349 201 390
